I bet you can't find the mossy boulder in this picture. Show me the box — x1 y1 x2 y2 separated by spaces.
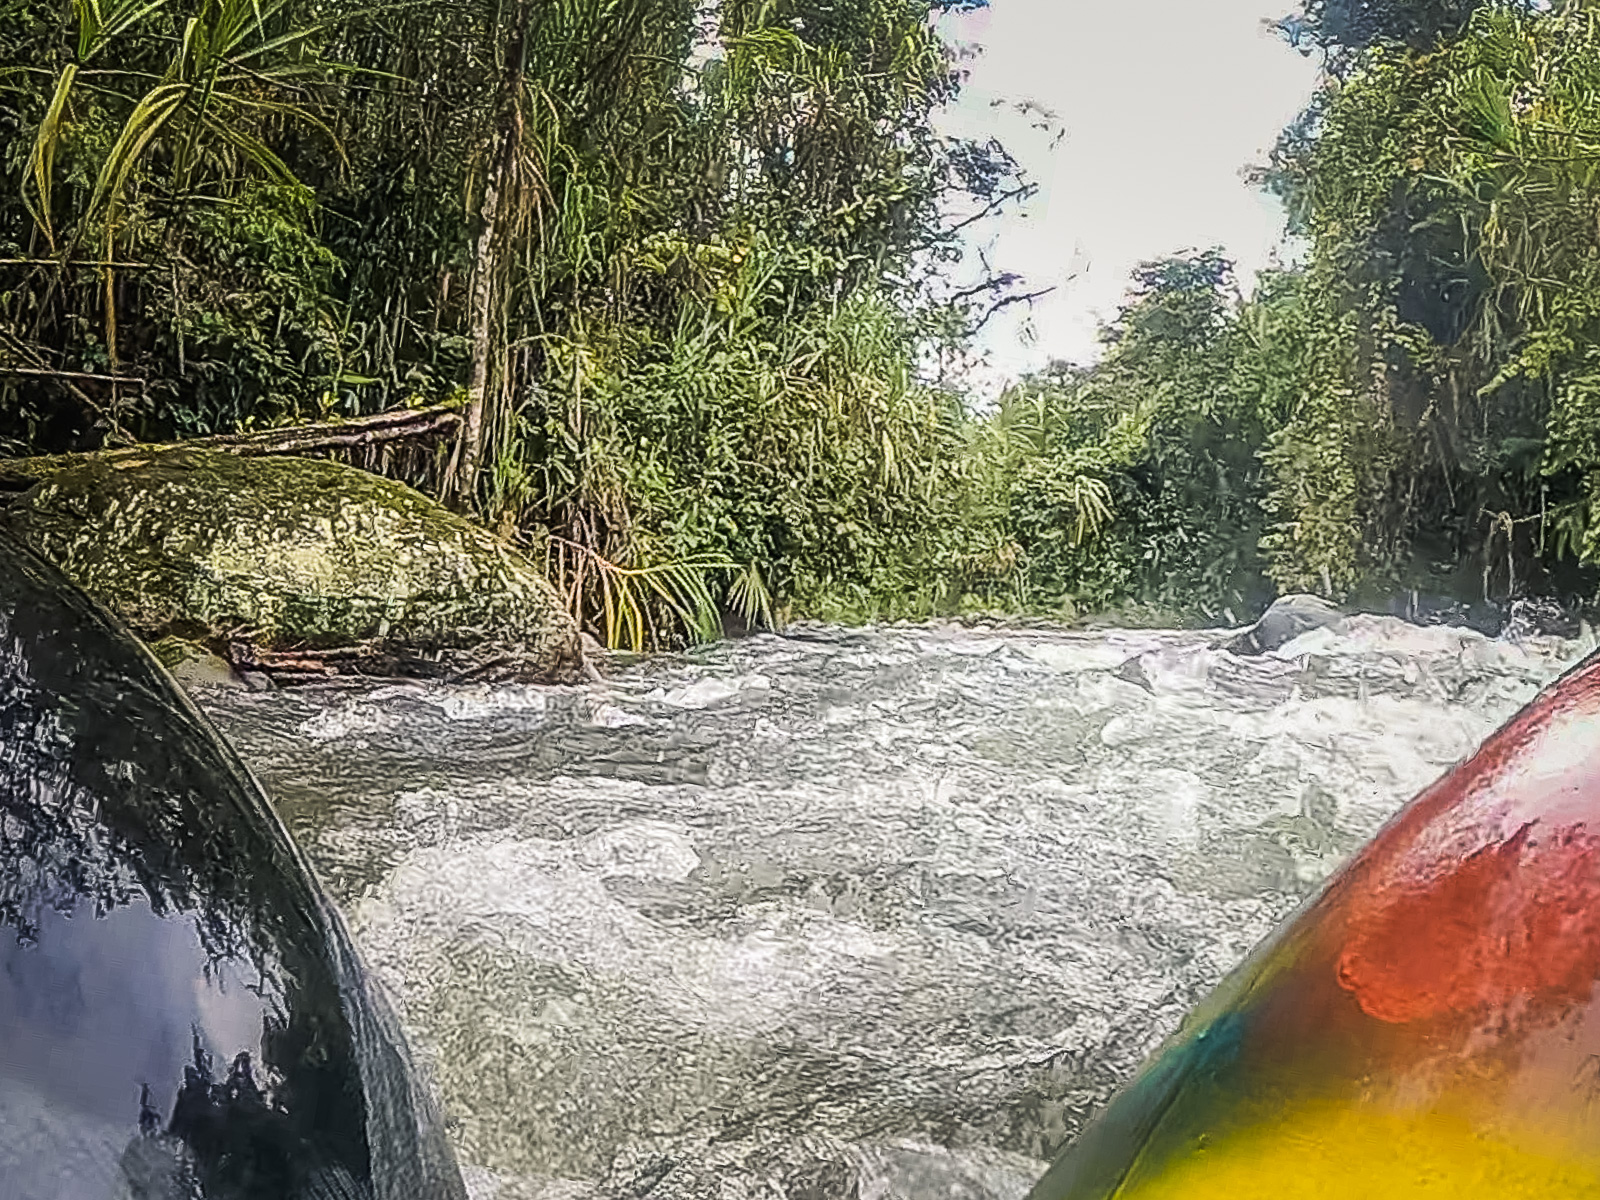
1 449 581 682
149 634 246 690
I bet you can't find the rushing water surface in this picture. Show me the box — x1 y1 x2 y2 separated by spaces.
197 617 1592 1200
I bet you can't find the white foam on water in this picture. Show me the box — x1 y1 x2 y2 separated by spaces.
200 618 1595 1199
925 636 1009 657
462 1164 602 1200
584 700 652 729
646 673 772 709
856 1140 1040 1200
1012 629 1192 675
422 684 555 721
571 822 702 881
296 697 400 742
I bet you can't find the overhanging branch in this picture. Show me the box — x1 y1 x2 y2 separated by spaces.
968 285 1056 335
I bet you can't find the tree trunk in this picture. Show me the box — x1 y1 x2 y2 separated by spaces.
445 1 531 514
449 169 503 511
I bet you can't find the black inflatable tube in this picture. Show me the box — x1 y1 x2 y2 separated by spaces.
0 528 467 1200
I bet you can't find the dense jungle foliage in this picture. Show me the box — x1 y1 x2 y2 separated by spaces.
7 0 1600 641
971 0 1600 625
0 0 1023 641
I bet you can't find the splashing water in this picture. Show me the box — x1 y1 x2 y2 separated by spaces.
196 617 1591 1200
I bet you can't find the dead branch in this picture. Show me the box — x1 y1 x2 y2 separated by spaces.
0 259 158 270
0 402 463 491
968 286 1057 335
0 366 146 385
0 331 140 442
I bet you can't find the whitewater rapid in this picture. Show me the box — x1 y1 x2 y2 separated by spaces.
198 616 1589 1199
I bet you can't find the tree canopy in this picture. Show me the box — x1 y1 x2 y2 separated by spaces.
9 0 1600 639
966 0 1600 626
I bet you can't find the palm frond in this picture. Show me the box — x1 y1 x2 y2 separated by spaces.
22 63 77 246
726 560 775 631
551 536 749 651
88 81 186 224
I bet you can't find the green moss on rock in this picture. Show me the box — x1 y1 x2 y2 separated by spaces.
2 450 581 681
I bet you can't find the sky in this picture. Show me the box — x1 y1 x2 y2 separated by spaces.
931 0 1324 397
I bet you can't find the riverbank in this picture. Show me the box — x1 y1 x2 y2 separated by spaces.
3 428 1592 689
0 447 582 686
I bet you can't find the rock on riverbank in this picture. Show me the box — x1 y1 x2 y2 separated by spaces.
1 449 582 683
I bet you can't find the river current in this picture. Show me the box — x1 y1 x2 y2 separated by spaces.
196 616 1591 1200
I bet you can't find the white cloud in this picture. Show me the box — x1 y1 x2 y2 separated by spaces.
932 0 1322 396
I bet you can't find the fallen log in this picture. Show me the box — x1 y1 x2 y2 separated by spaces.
0 402 463 492
226 637 546 686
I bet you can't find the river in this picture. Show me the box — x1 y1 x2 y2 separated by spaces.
195 616 1589 1200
